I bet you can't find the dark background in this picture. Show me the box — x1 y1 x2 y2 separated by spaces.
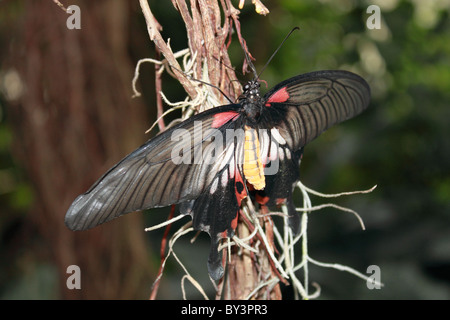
0 0 449 299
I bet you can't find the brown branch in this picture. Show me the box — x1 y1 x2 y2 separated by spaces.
154 47 166 131
139 0 198 99
174 0 200 76
263 211 283 300
240 209 289 287
52 0 69 13
149 205 176 300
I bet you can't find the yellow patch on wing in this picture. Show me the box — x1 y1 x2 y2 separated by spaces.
243 125 265 190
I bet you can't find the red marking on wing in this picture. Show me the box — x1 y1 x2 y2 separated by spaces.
276 198 287 205
255 194 270 205
246 183 255 192
220 212 238 239
265 87 289 106
234 170 247 206
211 111 239 128
230 213 238 230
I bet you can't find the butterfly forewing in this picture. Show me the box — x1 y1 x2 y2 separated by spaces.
65 104 242 231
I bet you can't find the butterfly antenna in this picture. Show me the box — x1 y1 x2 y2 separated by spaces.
169 64 234 104
212 55 242 76
256 27 300 79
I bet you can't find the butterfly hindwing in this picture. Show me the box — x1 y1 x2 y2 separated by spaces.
179 125 246 280
255 126 304 234
179 166 245 280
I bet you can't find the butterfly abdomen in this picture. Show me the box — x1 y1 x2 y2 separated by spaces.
243 125 265 190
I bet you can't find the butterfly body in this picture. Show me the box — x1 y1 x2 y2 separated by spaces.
243 125 265 190
65 70 371 280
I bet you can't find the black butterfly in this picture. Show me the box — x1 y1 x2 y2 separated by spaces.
65 68 370 280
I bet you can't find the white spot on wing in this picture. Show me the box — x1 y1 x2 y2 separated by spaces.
278 146 285 161
285 148 291 160
269 141 278 161
199 223 210 233
210 177 219 194
219 142 234 170
259 129 270 164
229 157 235 178
271 128 286 145
221 169 228 187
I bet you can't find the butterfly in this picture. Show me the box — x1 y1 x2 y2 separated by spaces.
65 66 370 280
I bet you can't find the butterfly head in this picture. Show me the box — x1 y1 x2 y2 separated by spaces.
239 80 264 122
243 80 260 99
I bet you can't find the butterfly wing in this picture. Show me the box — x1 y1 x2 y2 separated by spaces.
257 70 371 233
179 126 247 279
65 104 242 231
263 70 371 151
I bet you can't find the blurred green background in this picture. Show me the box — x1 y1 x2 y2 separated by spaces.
0 0 449 299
